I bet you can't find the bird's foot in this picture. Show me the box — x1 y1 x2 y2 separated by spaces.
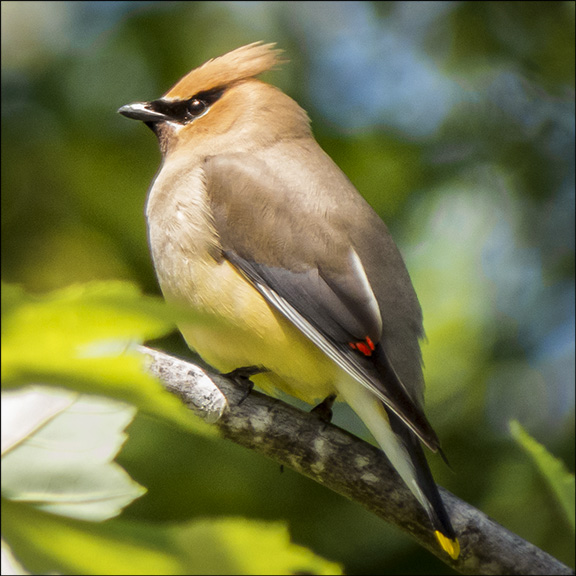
223 365 267 405
311 393 337 423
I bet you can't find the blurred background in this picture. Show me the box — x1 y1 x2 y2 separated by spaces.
2 1 574 573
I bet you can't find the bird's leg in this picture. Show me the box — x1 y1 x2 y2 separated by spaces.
311 393 337 423
223 365 268 404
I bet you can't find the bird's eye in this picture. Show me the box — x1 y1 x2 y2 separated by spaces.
187 99 207 118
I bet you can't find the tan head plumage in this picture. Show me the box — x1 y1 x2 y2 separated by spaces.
164 42 285 100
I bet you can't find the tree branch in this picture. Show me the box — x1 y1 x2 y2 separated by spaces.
139 346 574 576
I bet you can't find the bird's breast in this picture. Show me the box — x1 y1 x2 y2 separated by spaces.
144 162 337 403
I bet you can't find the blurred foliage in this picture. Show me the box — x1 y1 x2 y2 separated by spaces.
2 388 146 522
1 1 574 574
1 281 340 574
1 281 212 433
3 498 341 575
511 420 575 530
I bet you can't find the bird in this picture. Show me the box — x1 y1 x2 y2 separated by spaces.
118 41 459 560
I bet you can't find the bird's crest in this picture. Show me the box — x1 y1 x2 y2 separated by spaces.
164 42 284 100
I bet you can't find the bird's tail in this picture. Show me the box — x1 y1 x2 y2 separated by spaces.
338 380 460 559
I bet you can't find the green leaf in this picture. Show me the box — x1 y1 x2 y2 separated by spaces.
1 281 214 436
2 498 183 575
2 500 342 575
2 388 145 521
172 518 343 575
510 420 575 531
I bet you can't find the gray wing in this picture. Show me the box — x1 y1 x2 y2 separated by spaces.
203 144 438 450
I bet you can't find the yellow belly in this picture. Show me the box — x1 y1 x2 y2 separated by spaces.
164 257 338 404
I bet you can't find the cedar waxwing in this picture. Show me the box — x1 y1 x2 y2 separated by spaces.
119 42 459 559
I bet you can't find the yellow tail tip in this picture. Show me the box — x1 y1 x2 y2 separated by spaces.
434 530 460 560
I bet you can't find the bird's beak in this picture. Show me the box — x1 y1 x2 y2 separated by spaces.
118 102 169 123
